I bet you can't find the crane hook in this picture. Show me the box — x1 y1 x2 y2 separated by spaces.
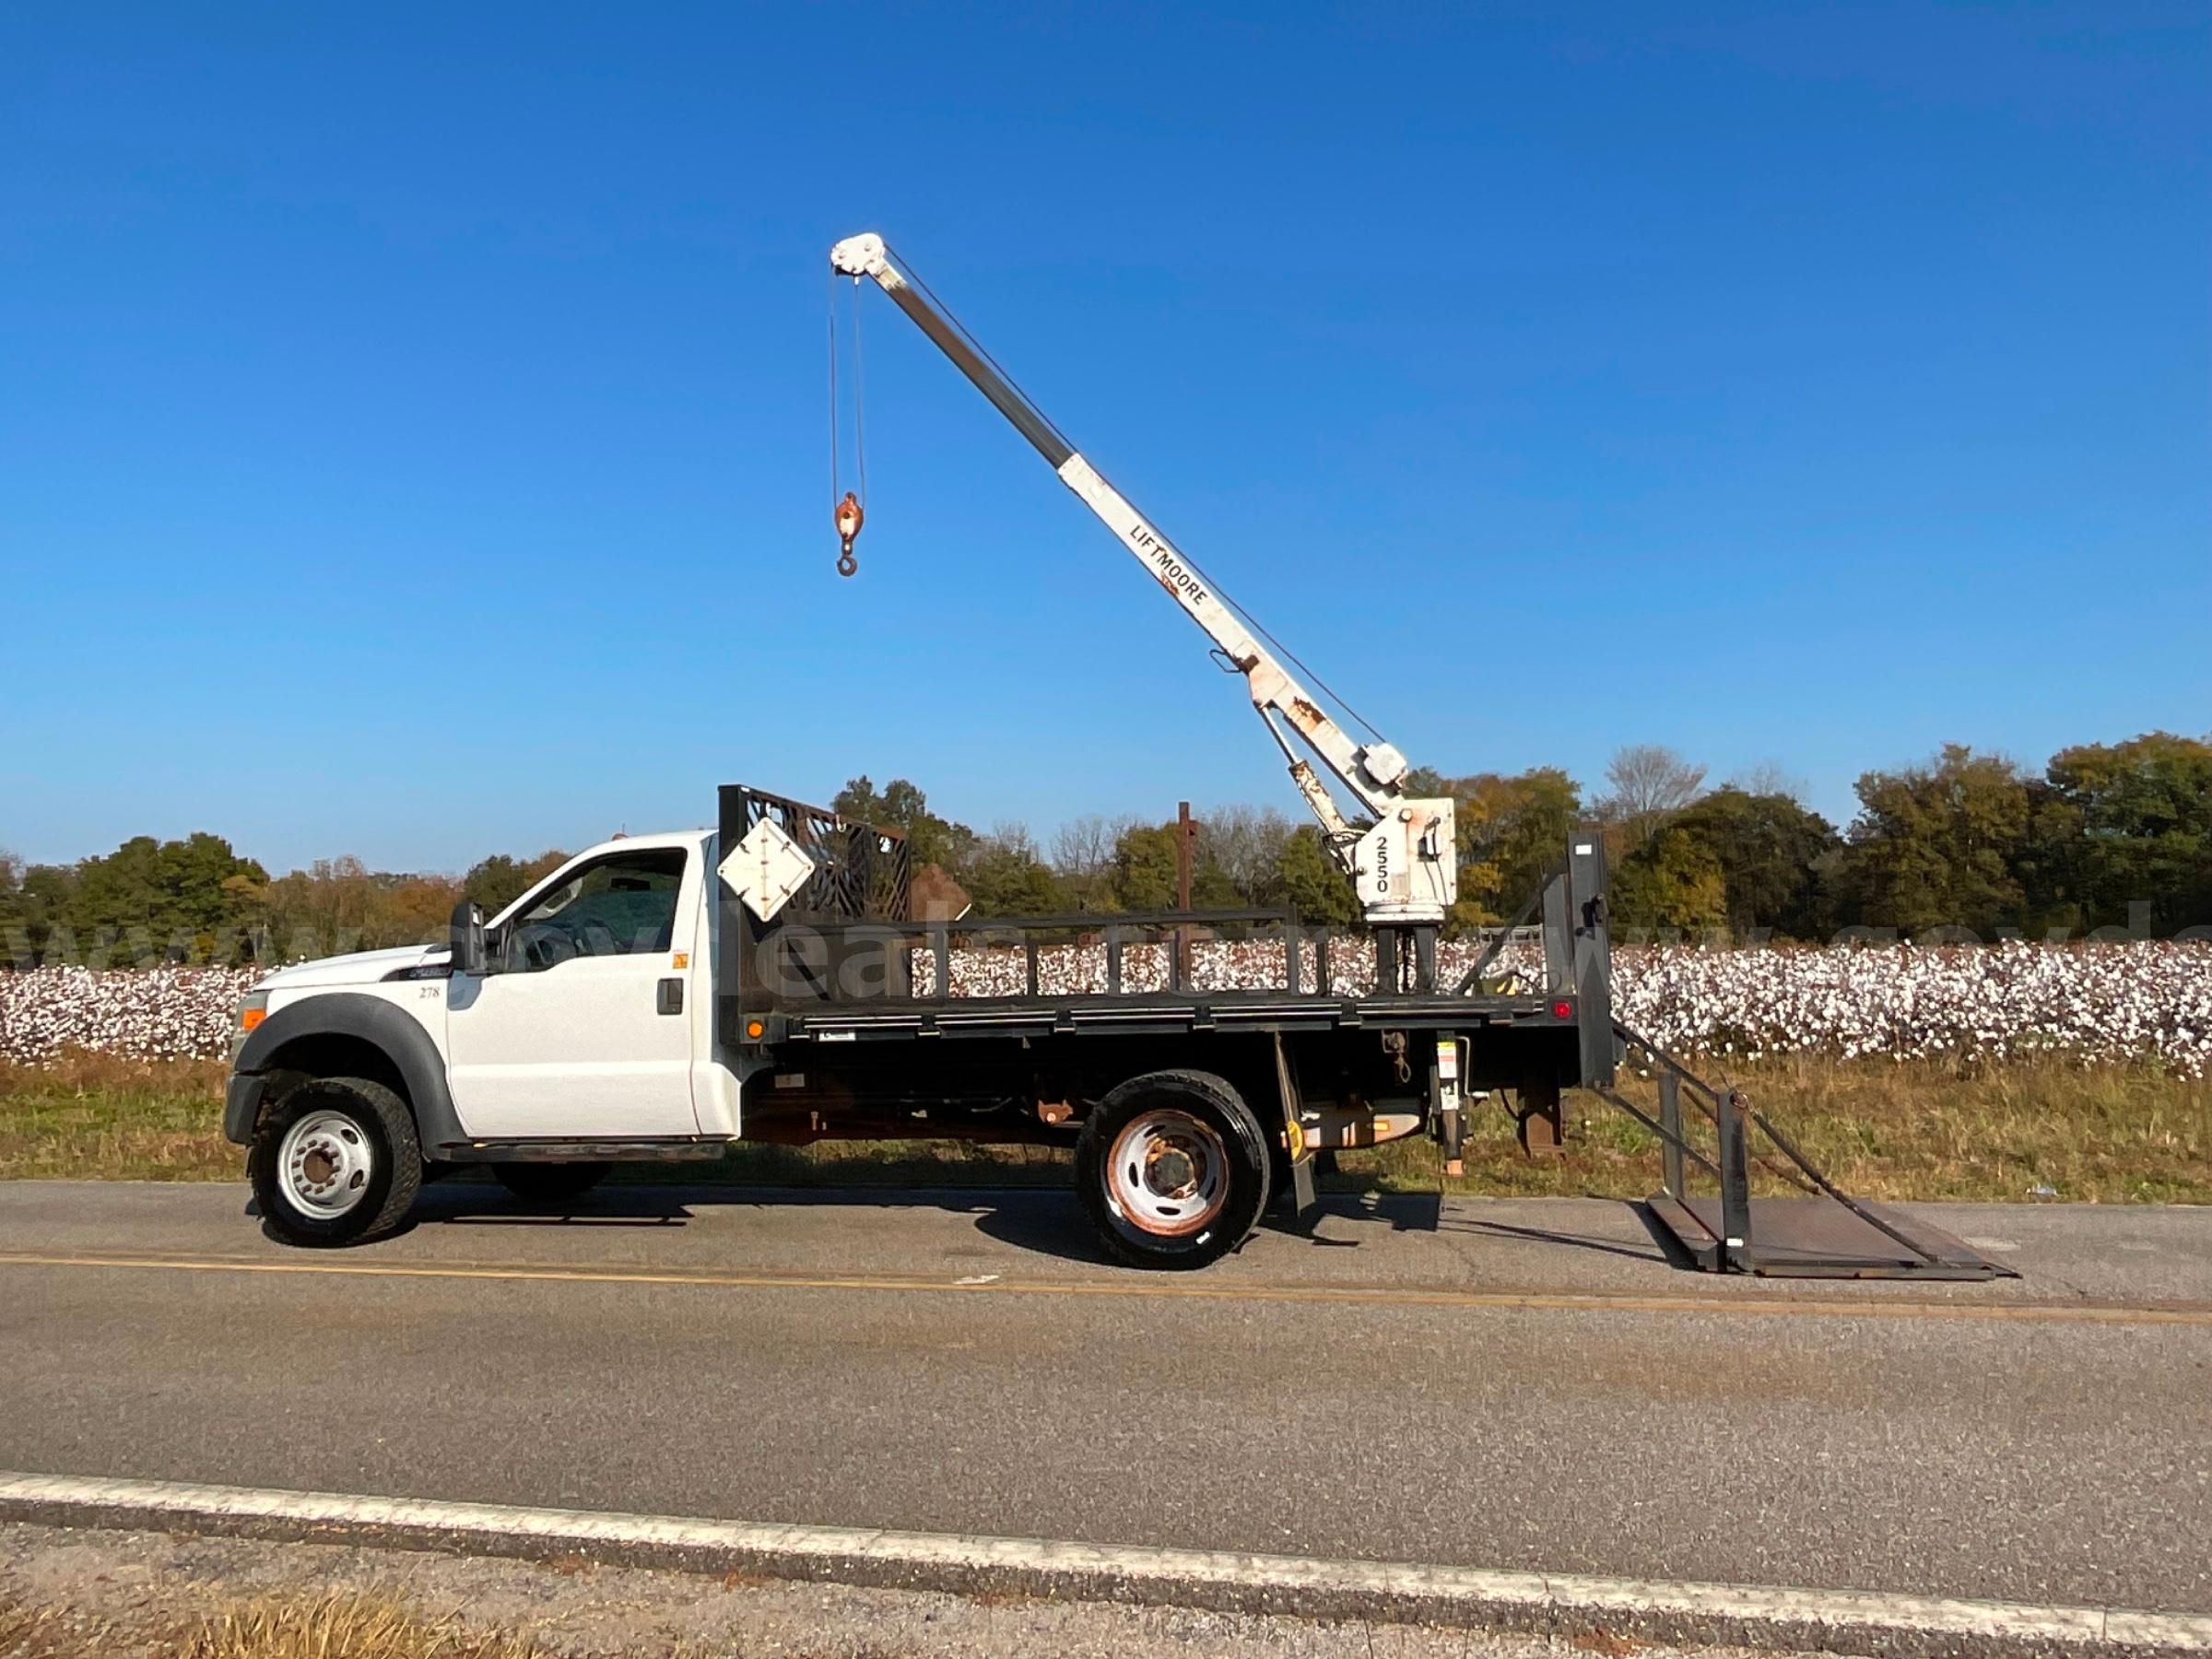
834 490 864 578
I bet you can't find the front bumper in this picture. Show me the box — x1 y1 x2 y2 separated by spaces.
222 1073 266 1146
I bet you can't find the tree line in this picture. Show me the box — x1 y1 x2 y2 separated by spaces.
1600 733 2212 941
4 728 2207 965
839 730 2212 942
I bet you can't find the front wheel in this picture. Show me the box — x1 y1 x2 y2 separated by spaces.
249 1077 422 1247
1076 1070 1272 1270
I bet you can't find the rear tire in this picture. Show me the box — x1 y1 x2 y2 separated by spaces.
1076 1070 1271 1270
493 1161 613 1204
250 1076 422 1248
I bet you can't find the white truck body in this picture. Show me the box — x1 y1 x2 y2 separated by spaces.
247 830 742 1144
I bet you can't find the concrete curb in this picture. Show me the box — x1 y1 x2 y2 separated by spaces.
1 1471 2205 1657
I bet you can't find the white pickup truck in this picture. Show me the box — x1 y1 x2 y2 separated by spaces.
225 784 1605 1268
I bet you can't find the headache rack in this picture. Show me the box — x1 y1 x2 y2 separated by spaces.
724 782 912 924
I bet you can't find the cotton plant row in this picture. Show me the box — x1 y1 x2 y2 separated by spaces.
0 965 265 1064
1609 941 2212 1077
2 942 2207 1076
914 937 2212 1076
902 936 1556 998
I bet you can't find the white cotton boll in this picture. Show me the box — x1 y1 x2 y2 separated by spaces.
6 942 2212 1071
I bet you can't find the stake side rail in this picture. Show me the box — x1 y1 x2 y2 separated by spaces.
758 993 1583 1044
717 783 1618 1074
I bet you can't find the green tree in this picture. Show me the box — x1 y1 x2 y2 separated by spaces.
4 863 79 962
1101 818 1240 912
64 832 267 960
959 825 1067 916
1621 787 1839 939
0 853 26 963
831 775 886 822
838 776 977 874
1109 823 1180 912
241 859 468 959
1264 826 1361 927
464 850 570 916
2040 732 2212 932
1837 745 2030 935
162 831 269 943
1609 824 1729 935
73 835 168 940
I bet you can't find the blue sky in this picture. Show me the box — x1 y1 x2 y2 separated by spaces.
3 3 2206 874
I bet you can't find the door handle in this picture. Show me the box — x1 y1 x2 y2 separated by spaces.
656 978 684 1016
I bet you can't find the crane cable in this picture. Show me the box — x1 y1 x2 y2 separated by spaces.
883 246 1381 743
829 272 866 577
832 245 1391 758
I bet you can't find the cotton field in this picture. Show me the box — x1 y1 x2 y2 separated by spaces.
0 965 262 1064
1 941 2208 1076
1608 942 2212 1076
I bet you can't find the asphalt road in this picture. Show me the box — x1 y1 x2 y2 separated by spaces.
1 1180 2206 1616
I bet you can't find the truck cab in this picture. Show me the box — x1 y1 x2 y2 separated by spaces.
228 830 740 1243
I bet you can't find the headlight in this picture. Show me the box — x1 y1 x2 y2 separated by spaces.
231 992 269 1062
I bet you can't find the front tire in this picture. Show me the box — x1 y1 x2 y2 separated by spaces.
493 1162 612 1204
1076 1070 1271 1270
249 1077 422 1247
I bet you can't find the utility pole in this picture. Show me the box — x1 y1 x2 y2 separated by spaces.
1174 800 1196 987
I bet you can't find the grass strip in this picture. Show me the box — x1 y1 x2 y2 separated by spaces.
2 1051 2205 1204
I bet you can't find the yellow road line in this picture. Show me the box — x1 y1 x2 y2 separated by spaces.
0 1249 2206 1325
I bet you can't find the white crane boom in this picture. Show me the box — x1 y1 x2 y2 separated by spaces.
829 232 1455 936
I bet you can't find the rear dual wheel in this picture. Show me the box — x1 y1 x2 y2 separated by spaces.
1076 1070 1271 1270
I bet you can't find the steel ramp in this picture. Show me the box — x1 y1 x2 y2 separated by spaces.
1602 1020 2019 1281
1646 1194 2012 1279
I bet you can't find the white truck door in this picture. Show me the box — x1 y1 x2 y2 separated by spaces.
444 844 701 1139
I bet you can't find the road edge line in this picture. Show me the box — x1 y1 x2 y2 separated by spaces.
0 1471 2203 1656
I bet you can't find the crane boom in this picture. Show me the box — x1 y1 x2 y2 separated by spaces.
829 232 1456 938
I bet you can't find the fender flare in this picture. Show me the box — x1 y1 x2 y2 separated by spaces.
228 992 465 1152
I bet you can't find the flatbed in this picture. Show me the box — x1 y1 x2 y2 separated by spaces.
216 231 2006 1280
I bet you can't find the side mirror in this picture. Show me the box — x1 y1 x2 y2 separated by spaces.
449 900 488 977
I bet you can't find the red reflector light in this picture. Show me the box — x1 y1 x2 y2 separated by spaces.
1552 1000 1573 1019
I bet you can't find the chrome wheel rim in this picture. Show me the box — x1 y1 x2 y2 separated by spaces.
277 1109 374 1217
1106 1109 1229 1237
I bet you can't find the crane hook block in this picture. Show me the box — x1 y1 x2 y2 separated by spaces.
834 491 865 579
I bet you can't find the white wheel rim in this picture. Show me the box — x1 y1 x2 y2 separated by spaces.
1106 1109 1230 1238
277 1109 375 1218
